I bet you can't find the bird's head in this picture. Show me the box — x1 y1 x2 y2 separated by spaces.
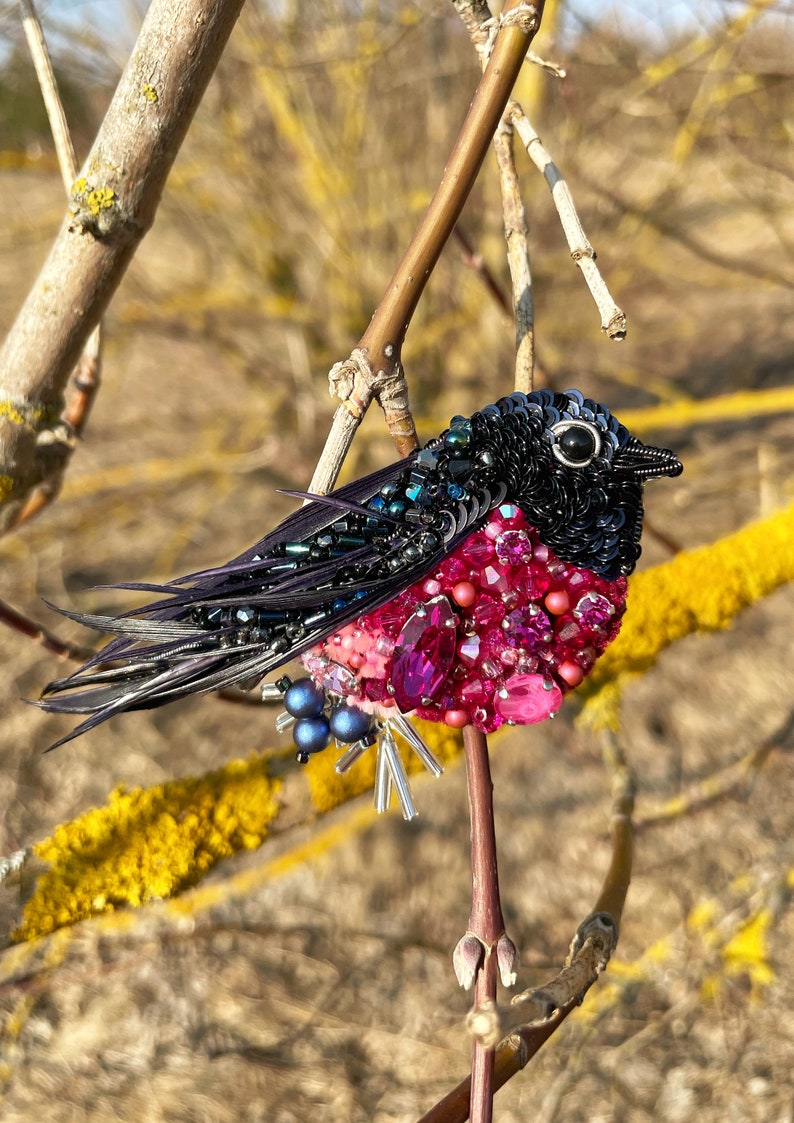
469 389 682 579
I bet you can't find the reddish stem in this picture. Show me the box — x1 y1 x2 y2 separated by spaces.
0 597 91 661
463 724 505 1123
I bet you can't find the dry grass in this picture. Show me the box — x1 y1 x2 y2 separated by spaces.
1 4 794 1119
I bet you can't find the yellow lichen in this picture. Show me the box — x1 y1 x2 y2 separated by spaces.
15 756 281 943
697 905 776 1002
722 910 775 990
580 502 794 728
70 180 117 218
0 400 48 429
142 84 158 103
85 187 116 216
0 401 26 426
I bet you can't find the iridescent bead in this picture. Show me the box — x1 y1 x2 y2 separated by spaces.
284 679 326 719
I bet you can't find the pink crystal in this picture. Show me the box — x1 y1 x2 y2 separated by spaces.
373 600 410 638
362 677 389 703
514 564 551 599
573 591 614 628
458 634 481 667
472 595 502 627
461 536 495 565
556 618 581 643
504 605 552 648
440 556 470 583
480 564 508 593
495 530 532 566
472 706 500 731
495 674 562 724
459 677 486 703
501 589 520 611
314 659 358 696
391 596 458 710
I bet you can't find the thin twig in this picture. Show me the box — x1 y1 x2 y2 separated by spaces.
508 104 628 339
13 0 105 526
492 122 535 393
0 597 93 661
453 226 512 318
309 0 546 495
20 0 77 194
635 709 794 831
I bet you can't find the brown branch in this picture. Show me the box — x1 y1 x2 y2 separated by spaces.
0 597 92 662
12 0 104 527
460 725 505 1123
309 0 546 496
0 0 247 533
635 709 794 831
453 226 512 317
421 732 634 1121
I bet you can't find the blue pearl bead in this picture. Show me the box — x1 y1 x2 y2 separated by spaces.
329 705 374 744
284 678 326 718
293 716 332 754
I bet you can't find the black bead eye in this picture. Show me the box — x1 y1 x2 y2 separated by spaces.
550 420 602 468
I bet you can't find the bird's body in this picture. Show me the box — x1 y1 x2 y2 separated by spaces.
41 389 682 792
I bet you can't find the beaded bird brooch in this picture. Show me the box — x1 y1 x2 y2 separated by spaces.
41 389 682 817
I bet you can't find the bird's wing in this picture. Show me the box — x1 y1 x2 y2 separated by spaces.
39 452 504 748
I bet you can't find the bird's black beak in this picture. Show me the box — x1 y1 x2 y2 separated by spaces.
615 436 683 480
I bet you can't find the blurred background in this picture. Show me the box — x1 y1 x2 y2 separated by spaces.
1 1 793 1119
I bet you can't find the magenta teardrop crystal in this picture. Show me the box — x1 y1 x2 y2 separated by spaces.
390 596 458 710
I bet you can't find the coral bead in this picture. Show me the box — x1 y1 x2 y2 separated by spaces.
451 581 477 608
544 589 571 616
558 660 584 687
444 708 469 728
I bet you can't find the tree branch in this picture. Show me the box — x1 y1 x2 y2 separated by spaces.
420 733 634 1121
0 0 247 532
309 0 546 495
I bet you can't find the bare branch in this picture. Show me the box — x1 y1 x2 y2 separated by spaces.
14 0 104 527
0 0 247 532
0 596 92 661
421 733 634 1121
453 0 537 393
508 105 628 339
492 122 535 392
20 0 78 192
453 225 512 317
310 0 546 495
